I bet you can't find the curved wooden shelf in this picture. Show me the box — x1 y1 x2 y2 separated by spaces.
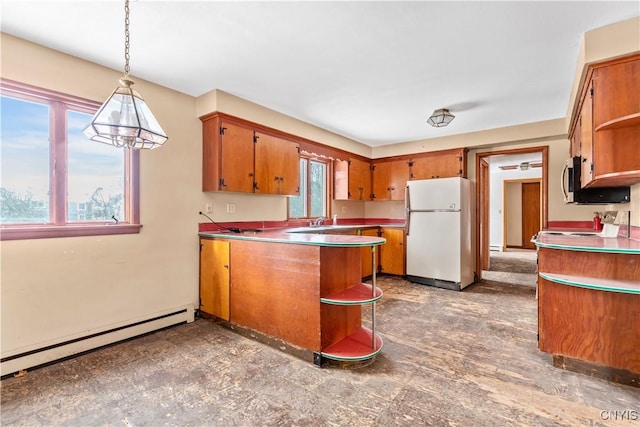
321 327 383 361
584 170 640 188
320 283 383 305
539 272 640 295
595 112 640 132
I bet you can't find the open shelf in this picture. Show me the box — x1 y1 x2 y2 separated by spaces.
539 272 640 295
321 327 383 361
320 283 383 305
594 112 640 132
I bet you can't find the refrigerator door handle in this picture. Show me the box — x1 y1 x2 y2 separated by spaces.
405 185 411 236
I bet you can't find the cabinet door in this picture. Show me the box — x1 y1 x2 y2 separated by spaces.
389 160 410 200
349 158 371 200
410 156 435 180
219 122 255 193
433 152 464 178
333 159 349 200
592 59 640 129
200 239 230 320
254 132 300 195
380 228 405 275
580 81 594 187
360 228 380 278
371 161 390 200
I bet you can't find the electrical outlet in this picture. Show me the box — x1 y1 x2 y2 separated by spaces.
205 203 213 214
341 206 347 213
226 203 236 213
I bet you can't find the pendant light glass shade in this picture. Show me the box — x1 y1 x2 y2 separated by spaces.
83 0 168 149
84 77 168 149
427 108 455 127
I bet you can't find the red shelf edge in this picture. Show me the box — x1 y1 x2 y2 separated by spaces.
320 283 383 305
321 327 383 361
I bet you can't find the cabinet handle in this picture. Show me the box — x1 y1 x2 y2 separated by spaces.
224 265 229 269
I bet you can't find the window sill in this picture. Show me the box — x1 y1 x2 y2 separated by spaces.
0 224 142 241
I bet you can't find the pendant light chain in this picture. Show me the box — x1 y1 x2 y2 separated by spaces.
124 0 130 77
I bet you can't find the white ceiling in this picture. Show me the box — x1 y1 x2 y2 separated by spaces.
1 1 638 147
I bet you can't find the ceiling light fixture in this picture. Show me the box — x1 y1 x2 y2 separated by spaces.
519 162 530 170
84 0 168 149
427 108 455 128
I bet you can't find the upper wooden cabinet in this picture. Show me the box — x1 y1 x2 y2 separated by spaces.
254 132 300 195
201 114 300 195
334 158 372 201
409 148 466 181
372 149 467 201
371 159 410 201
570 54 640 188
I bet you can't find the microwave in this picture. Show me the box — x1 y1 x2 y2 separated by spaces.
561 156 630 204
561 156 582 203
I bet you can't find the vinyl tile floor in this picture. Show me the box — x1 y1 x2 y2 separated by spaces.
2 276 638 427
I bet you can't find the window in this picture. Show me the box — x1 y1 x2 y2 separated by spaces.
0 79 140 240
289 156 328 219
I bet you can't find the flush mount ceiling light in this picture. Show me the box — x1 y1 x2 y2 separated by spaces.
84 0 168 149
427 108 455 128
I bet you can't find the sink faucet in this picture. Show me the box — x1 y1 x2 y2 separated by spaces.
312 216 325 226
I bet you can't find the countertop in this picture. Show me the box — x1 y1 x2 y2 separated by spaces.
199 226 387 247
534 231 640 254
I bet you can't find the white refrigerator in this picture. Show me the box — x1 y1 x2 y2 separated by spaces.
405 177 474 291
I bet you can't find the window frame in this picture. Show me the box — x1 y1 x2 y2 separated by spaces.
0 78 141 241
288 154 331 220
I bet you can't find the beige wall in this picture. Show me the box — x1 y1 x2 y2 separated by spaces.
1 34 204 356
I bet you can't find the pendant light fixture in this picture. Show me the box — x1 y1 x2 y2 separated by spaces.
427 108 455 127
84 0 168 149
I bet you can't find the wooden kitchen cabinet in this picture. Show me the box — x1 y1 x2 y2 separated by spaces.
202 119 255 192
569 54 640 188
199 238 230 320
409 148 466 181
201 113 300 195
254 132 300 195
334 158 372 200
372 159 410 201
379 227 405 275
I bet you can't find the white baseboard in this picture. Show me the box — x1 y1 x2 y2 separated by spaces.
1 305 195 377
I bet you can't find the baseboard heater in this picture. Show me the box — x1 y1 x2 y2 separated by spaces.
1 305 195 377
489 245 502 252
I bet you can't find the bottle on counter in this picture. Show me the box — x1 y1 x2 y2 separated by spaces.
333 214 338 226
593 212 602 231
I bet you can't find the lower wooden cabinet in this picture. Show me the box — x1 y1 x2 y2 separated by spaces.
379 228 405 275
199 238 230 320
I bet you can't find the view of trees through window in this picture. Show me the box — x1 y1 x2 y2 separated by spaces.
1 88 125 225
289 157 327 219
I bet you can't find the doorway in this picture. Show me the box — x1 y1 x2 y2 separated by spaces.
503 179 541 250
475 147 548 282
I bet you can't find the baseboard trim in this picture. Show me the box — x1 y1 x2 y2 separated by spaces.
1 305 195 377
